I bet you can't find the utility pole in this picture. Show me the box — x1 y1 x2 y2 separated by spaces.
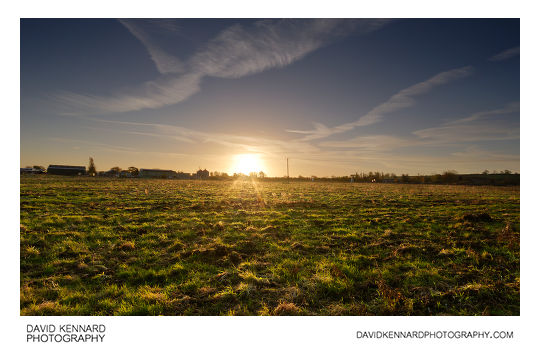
286 157 289 183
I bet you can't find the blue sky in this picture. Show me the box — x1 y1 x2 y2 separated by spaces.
20 19 519 176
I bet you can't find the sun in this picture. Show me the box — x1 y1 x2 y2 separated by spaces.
230 153 265 175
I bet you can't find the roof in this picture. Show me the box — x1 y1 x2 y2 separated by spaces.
139 168 175 172
47 165 86 170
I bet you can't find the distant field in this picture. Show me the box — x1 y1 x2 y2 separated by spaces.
20 176 520 315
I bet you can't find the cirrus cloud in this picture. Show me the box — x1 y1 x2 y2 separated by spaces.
54 19 392 115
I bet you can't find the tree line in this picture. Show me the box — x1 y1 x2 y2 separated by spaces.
24 157 519 185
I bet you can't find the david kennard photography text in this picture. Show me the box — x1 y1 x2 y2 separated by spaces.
26 324 106 343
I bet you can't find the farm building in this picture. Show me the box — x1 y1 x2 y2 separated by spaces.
176 171 192 179
102 169 120 177
47 165 86 176
20 167 45 174
139 168 176 179
196 169 210 179
119 170 134 178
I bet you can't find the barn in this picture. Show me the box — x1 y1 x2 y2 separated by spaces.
47 165 86 176
139 168 176 179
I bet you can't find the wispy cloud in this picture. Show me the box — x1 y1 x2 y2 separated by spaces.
73 115 320 157
320 102 519 150
54 19 391 115
119 19 185 74
189 19 389 79
262 145 519 175
57 99 519 175
48 136 190 158
450 146 519 162
444 102 519 125
286 66 474 140
488 46 520 62
413 102 519 142
412 124 519 143
65 94 518 173
55 73 202 115
320 135 412 150
48 137 138 152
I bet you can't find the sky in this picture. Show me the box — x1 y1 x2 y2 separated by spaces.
20 18 520 176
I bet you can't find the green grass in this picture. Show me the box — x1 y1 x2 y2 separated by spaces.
20 176 519 315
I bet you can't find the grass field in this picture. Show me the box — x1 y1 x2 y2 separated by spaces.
20 176 520 315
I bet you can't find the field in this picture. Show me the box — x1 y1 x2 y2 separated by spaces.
20 176 520 315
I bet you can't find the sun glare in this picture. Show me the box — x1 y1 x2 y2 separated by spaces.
230 153 265 175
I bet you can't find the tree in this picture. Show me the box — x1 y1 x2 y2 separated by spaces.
401 174 410 183
110 167 121 173
258 171 266 178
128 167 139 176
442 170 457 183
88 157 96 176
